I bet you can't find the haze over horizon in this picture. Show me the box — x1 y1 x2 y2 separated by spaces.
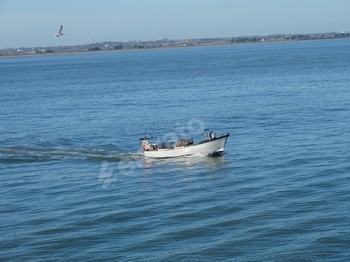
1 0 349 49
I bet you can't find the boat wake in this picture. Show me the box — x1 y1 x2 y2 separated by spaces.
0 146 143 163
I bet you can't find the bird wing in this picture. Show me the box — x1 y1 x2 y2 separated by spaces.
58 25 63 34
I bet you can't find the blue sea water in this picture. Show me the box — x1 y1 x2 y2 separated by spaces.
1 39 350 261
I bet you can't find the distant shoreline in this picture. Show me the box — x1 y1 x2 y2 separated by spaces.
1 32 350 59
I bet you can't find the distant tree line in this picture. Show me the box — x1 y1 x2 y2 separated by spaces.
2 32 350 57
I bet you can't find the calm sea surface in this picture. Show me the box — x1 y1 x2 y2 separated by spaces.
1 39 350 261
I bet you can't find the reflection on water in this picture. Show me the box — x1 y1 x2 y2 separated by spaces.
142 154 227 171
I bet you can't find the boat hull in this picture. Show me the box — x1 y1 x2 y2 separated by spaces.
143 134 229 158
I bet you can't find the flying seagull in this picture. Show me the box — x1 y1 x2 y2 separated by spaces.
55 25 64 37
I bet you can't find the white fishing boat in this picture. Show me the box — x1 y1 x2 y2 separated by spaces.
140 129 229 158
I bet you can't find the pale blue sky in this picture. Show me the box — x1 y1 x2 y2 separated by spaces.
1 0 349 49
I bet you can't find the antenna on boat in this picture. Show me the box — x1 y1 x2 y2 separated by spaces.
204 129 215 140
144 132 154 139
